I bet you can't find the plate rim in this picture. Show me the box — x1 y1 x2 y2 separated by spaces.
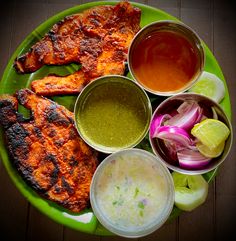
0 0 232 236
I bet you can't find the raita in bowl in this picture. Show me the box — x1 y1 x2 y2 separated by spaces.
90 149 175 238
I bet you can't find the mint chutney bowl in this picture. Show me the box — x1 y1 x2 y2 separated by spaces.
74 75 152 153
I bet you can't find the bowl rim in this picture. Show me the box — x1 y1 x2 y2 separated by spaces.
128 19 205 96
90 148 175 238
74 75 152 154
149 92 233 175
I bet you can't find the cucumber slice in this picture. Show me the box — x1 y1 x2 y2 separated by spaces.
172 172 208 211
188 71 225 103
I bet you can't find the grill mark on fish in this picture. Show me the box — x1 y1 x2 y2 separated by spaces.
0 89 98 212
14 2 141 97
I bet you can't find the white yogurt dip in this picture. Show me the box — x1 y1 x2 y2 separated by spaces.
90 149 174 237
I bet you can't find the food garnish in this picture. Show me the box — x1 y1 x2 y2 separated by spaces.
196 141 225 158
172 171 208 211
188 71 225 103
191 118 230 150
151 100 230 169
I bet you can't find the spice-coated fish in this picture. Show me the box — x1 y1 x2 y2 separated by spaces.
0 89 98 212
14 1 141 96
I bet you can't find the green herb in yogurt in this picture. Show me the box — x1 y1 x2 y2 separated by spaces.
95 154 169 228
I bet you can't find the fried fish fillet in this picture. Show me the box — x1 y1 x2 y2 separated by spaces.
14 1 141 96
31 70 87 96
0 89 98 212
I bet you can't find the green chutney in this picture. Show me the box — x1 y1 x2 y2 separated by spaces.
76 78 150 152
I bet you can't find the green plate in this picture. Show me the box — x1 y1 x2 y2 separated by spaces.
0 1 231 236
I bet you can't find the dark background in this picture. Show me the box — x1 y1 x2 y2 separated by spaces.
0 1 235 241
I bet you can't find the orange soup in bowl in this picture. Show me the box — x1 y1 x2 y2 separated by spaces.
128 21 205 96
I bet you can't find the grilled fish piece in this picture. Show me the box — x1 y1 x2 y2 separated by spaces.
0 89 98 212
31 70 87 96
14 1 141 74
14 1 141 96
30 56 125 96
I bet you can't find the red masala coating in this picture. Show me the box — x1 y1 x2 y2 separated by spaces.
0 89 98 212
14 1 141 96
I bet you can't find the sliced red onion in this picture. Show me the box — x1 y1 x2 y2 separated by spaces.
150 100 215 171
164 140 186 152
194 107 203 124
177 149 211 169
164 140 186 160
150 114 171 138
167 101 202 130
177 100 195 113
155 125 192 147
163 140 178 160
163 139 198 162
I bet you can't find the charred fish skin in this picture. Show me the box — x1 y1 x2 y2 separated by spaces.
14 2 141 96
14 2 141 73
0 95 22 129
0 89 98 213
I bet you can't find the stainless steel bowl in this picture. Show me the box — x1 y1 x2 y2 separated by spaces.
149 93 233 175
128 20 205 96
74 75 152 153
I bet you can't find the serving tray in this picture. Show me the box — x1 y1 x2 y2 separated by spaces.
0 1 231 235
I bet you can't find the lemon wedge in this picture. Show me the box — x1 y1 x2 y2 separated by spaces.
196 141 225 158
188 71 225 103
191 119 230 150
